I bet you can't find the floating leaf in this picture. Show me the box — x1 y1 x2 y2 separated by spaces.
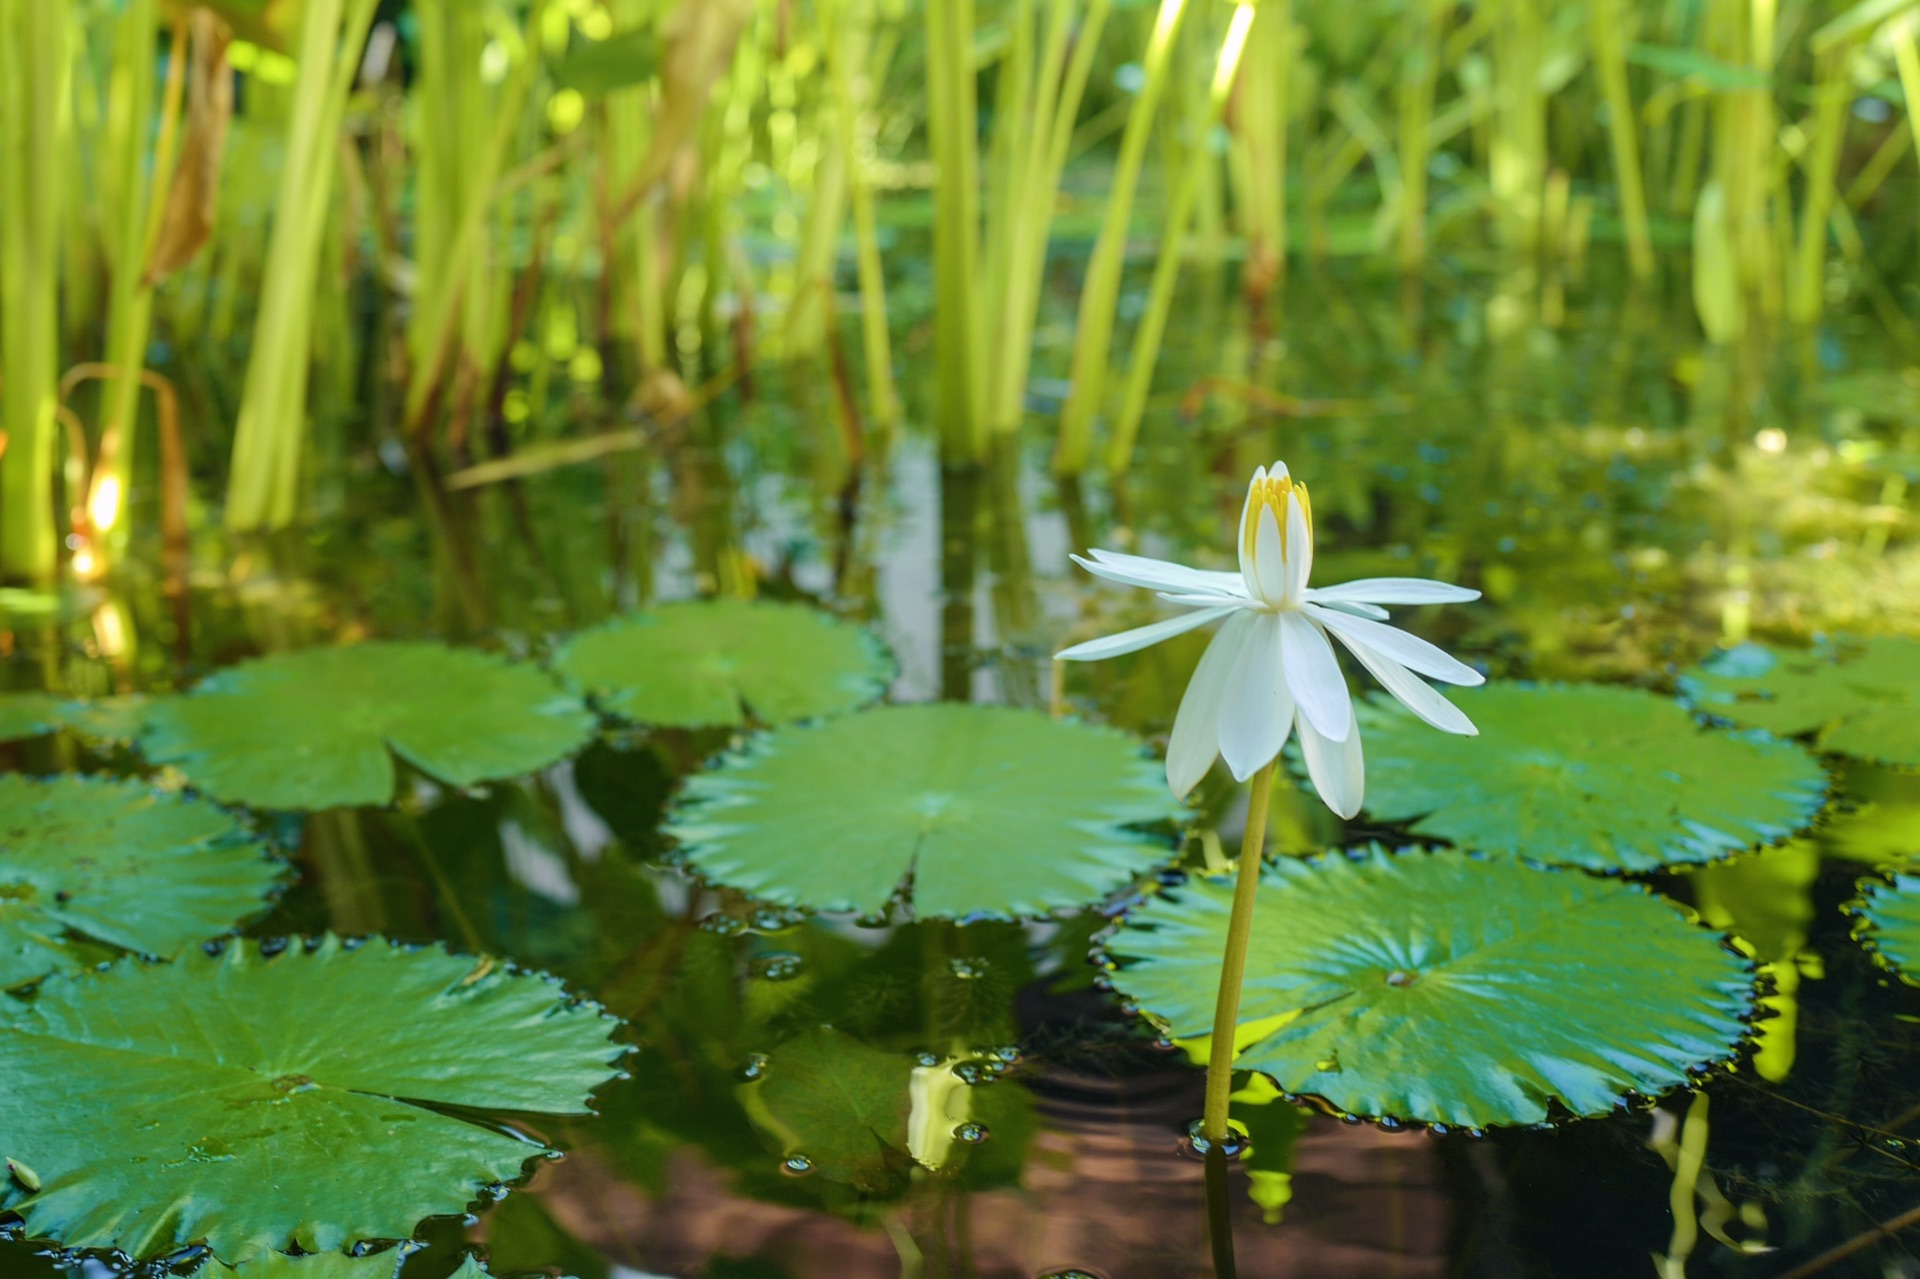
0 695 149 747
1107 847 1753 1127
1358 683 1826 871
554 600 892 729
0 936 624 1261
667 704 1183 918
142 643 597 809
0 774 282 989
745 1027 909 1190
1682 638 1920 767
192 1253 488 1279
0 695 65 743
1852 873 1920 985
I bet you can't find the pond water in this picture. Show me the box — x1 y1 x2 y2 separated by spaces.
3 253 1920 1279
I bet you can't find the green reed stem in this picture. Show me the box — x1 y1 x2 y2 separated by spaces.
1589 0 1654 280
1202 757 1275 1146
1789 43 1852 324
1396 0 1446 272
1052 0 1190 476
926 0 985 463
828 0 899 429
226 0 379 531
1106 2 1253 474
0 0 73 581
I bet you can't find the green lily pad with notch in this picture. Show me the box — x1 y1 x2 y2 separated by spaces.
1681 637 1920 767
0 768 282 983
1358 683 1826 871
1106 846 1754 1128
0 774 283 989
1850 872 1920 985
554 600 893 729
666 704 1184 919
141 643 597 810
0 935 625 1262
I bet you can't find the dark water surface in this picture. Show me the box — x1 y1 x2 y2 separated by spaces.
4 257 1920 1278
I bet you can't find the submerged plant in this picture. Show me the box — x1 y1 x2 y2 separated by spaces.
1058 460 1481 1148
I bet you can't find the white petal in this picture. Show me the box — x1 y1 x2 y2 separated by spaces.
1338 642 1478 736
1278 610 1353 742
1303 603 1484 686
1312 599 1391 621
1166 612 1255 798
1158 591 1263 608
1297 708 1365 819
1307 577 1481 605
1055 605 1237 662
1284 488 1312 604
1253 505 1288 605
1083 549 1247 597
1237 466 1265 599
1217 613 1296 781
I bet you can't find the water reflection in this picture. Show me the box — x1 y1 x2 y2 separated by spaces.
2 257 1919 1275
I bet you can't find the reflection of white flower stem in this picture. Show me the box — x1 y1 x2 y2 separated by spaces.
1202 760 1276 1144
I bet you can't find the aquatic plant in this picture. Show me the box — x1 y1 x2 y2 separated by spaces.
1360 682 1830 870
667 703 1182 919
0 774 283 988
141 642 596 809
1107 846 1756 1128
1058 459 1481 1151
554 598 893 727
1683 637 1920 767
0 935 623 1261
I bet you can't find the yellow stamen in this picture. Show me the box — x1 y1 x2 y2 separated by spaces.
1242 474 1314 568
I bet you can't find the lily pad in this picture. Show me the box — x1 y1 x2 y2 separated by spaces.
667 704 1183 918
141 643 597 809
1681 638 1920 767
1106 847 1754 1127
553 600 893 728
195 1253 435 1279
1851 873 1920 985
0 774 283 988
0 694 65 742
1359 683 1826 871
0 935 625 1261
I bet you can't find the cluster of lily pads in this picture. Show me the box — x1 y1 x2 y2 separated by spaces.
1 601 1917 1267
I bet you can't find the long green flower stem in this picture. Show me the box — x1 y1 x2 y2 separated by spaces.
1052 0 1189 477
1105 2 1253 474
1201 758 1276 1146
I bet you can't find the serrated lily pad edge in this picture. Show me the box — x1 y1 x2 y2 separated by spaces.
1846 872 1920 986
1093 848 1765 1130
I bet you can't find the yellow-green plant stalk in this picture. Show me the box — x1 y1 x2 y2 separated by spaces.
0 0 74 581
826 0 899 429
1106 1 1255 474
1487 0 1545 251
1397 0 1450 271
1053 0 1190 476
400 0 548 443
926 0 986 462
1203 759 1275 1146
602 3 669 374
1589 0 1654 280
1793 2 1891 324
226 0 379 531
1228 0 1287 301
987 0 1112 434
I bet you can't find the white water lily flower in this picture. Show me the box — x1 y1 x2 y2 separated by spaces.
1056 461 1483 817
